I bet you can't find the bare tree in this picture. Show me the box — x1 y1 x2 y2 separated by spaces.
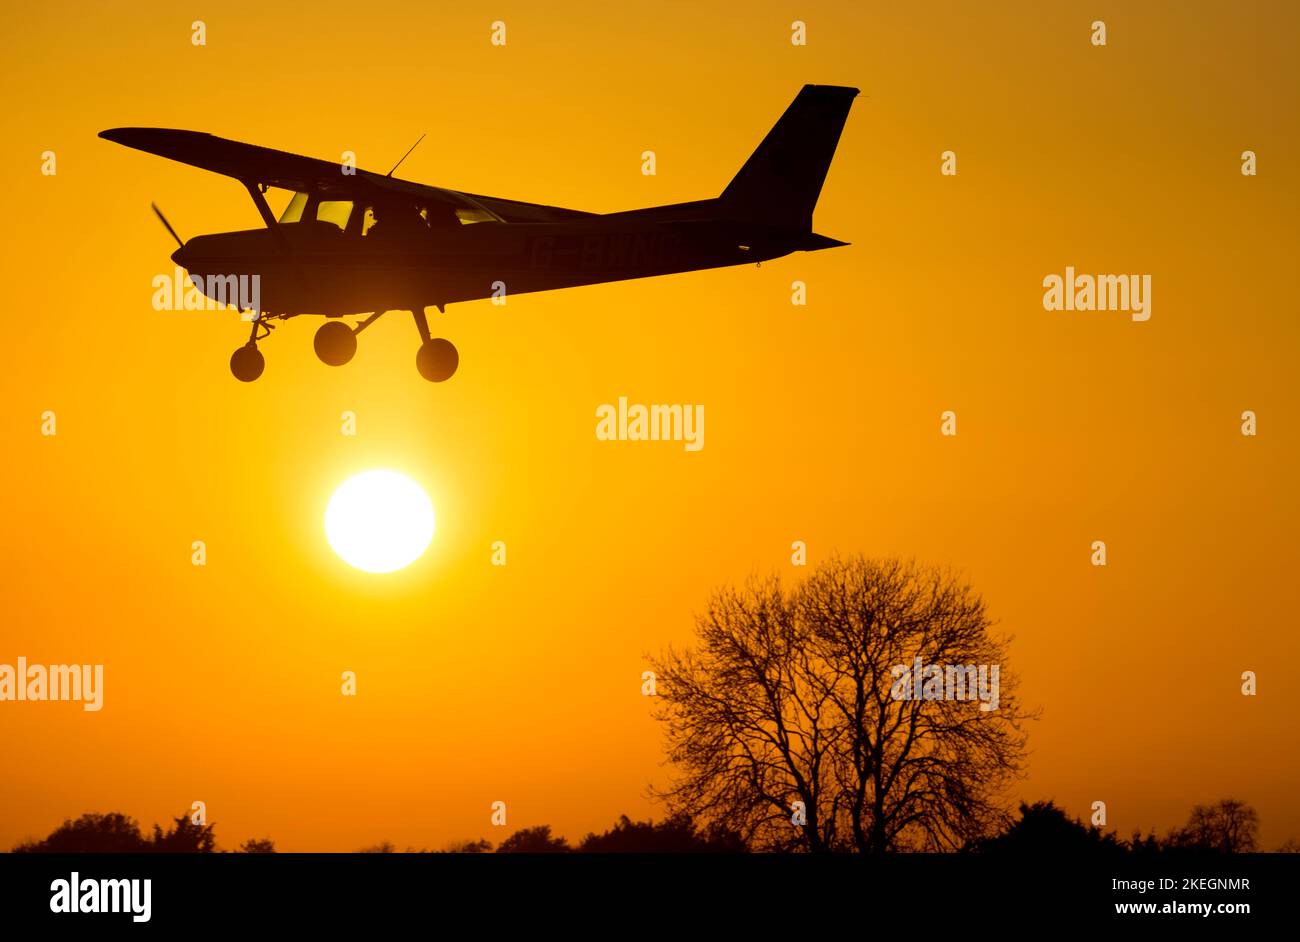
649 556 1034 852
1169 799 1259 853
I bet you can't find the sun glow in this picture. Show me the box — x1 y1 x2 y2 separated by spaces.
325 470 435 573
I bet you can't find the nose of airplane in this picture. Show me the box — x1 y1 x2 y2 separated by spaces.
170 243 189 267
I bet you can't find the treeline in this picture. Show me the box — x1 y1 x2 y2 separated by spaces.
11 800 1298 854
9 811 737 854
365 815 747 854
11 812 273 854
976 799 1293 855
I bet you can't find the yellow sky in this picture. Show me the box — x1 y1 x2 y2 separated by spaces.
1 0 1297 850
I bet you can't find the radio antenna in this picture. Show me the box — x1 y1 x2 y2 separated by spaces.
387 133 426 177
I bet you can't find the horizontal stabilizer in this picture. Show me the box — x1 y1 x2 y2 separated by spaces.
802 232 850 251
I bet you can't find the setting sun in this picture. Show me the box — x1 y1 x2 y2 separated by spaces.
325 470 435 573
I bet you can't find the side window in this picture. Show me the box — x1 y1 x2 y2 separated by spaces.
315 200 353 232
361 200 429 238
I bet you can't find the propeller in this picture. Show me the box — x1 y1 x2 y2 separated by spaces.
151 202 184 248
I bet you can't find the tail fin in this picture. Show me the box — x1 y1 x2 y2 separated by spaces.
720 84 858 228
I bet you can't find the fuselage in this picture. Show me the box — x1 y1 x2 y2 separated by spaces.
172 200 805 316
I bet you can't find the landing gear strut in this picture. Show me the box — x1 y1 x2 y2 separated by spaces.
230 313 268 382
412 309 458 382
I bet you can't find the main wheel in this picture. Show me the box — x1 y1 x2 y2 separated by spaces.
230 343 265 382
416 338 459 382
314 320 357 366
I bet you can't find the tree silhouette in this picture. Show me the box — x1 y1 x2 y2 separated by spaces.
12 812 150 853
650 556 1034 852
975 801 1125 856
1127 829 1164 856
578 814 747 853
237 837 276 853
13 810 220 853
495 825 570 853
441 838 493 853
150 814 217 852
1167 799 1259 853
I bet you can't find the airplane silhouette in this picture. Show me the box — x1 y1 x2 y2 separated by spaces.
100 84 858 383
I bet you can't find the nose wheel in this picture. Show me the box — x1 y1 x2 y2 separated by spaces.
230 312 270 382
230 343 264 382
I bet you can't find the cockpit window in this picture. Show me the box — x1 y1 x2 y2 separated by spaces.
278 191 308 224
454 207 497 225
316 200 353 231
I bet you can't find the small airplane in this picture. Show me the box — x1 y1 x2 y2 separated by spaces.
100 84 858 383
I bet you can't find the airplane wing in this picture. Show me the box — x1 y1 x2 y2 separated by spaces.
97 127 596 223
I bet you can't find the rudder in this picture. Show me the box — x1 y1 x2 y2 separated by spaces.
720 84 859 228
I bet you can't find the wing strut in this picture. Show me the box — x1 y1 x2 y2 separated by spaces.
241 181 294 257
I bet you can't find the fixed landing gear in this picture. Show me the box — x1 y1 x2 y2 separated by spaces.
314 311 381 368
416 338 459 382
412 309 458 382
313 320 357 366
230 343 264 382
230 313 270 382
229 308 457 382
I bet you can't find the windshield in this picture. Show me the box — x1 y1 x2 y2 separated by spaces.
278 191 308 224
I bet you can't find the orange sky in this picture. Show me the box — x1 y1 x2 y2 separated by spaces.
1 0 1297 851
